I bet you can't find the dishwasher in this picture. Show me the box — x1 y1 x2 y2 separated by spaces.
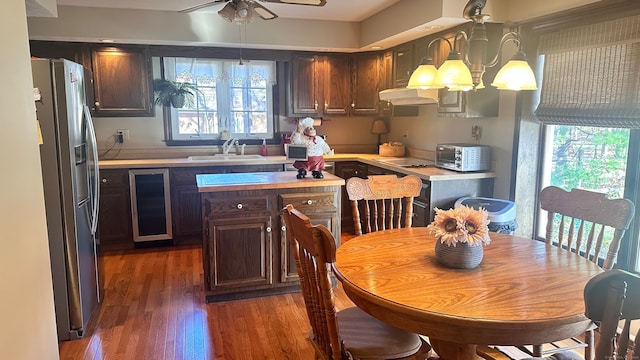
128 168 172 242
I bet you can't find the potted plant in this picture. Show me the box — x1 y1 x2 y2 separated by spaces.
153 79 199 108
427 205 491 269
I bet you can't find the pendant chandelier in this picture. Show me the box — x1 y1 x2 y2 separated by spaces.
407 0 537 92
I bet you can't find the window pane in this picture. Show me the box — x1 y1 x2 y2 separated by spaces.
163 57 276 141
539 125 630 260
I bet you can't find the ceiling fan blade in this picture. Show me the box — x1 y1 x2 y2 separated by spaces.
259 0 326 6
251 2 278 20
179 0 228 13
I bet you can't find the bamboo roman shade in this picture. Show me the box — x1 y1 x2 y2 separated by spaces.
534 14 640 128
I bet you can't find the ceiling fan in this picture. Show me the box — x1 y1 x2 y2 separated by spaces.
180 0 327 24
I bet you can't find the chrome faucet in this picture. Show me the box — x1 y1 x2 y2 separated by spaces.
222 138 239 154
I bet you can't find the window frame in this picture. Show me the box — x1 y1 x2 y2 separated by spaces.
159 57 280 146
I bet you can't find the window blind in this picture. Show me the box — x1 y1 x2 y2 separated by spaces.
534 14 640 128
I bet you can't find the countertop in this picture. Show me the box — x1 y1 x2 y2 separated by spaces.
196 171 346 192
99 153 496 182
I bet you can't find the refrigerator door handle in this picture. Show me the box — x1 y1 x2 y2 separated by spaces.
84 105 100 236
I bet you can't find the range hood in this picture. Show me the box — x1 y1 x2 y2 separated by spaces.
379 88 439 105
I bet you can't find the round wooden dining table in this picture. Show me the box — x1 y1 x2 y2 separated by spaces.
332 228 604 360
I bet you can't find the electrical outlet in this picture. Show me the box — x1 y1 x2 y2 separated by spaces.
403 129 409 140
116 129 129 143
471 125 482 140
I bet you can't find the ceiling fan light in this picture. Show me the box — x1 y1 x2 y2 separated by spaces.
407 63 442 89
491 53 538 91
218 2 236 23
434 58 474 91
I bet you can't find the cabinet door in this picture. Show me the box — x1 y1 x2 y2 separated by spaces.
169 167 226 239
207 216 273 290
351 53 381 115
321 54 351 116
98 169 132 248
91 45 153 117
291 54 319 115
280 212 336 282
393 44 414 88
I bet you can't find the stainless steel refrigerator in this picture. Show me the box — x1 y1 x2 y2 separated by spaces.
32 58 102 341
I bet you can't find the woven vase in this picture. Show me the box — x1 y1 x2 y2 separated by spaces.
434 239 483 269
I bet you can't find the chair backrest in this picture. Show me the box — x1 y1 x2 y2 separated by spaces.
346 175 422 236
282 203 343 360
539 186 635 269
583 269 640 360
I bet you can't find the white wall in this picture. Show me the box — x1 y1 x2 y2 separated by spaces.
1 0 60 359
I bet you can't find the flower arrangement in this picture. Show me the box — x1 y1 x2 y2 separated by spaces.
427 205 491 247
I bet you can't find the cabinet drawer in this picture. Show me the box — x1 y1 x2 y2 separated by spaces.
205 195 271 215
100 169 128 187
279 192 337 213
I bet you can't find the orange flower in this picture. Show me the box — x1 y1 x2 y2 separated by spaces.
426 205 490 247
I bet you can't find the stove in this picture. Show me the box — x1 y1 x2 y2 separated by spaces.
376 157 435 168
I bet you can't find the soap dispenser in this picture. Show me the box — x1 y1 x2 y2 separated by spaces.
260 138 268 156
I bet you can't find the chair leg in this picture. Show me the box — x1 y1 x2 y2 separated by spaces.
584 329 594 360
532 344 542 357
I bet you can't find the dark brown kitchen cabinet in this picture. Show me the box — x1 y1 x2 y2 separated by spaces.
279 192 340 283
29 41 154 117
91 45 154 117
98 169 132 249
169 164 283 242
334 161 368 233
392 43 415 88
206 210 274 291
351 52 383 115
290 53 351 116
169 167 226 241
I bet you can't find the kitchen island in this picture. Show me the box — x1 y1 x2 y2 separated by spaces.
196 171 344 302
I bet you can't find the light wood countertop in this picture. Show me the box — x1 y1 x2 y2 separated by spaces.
196 171 345 192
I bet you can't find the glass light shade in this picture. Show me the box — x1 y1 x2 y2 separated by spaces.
407 64 442 89
491 59 538 91
448 78 485 91
433 59 474 91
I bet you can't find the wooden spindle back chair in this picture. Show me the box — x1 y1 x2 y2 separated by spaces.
345 175 422 236
281 204 431 360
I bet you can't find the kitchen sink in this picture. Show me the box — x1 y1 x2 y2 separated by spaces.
187 154 265 161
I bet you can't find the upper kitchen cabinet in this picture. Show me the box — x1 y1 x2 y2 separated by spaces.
392 43 414 88
29 41 154 117
350 52 383 115
290 53 351 117
91 45 154 117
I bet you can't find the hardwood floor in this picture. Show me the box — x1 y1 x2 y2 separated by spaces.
58 241 355 360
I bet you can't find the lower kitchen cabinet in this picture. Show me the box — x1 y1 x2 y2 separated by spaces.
170 164 283 242
200 181 341 302
207 214 273 290
170 167 226 241
98 169 132 249
334 161 368 233
279 192 339 283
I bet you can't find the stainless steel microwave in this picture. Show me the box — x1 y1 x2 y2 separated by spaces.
435 144 491 172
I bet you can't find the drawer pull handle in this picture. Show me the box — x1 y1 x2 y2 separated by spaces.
101 178 108 183
266 227 272 233
307 200 313 205
237 203 243 209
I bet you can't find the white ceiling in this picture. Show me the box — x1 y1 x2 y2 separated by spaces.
54 0 403 22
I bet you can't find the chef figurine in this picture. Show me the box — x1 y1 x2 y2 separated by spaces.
291 117 333 179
